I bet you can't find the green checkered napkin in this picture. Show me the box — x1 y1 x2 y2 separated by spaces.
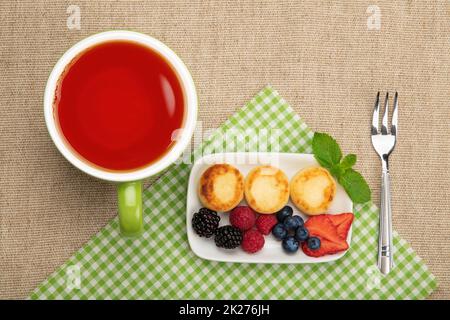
31 86 437 299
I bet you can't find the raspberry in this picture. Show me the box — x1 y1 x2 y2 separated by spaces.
241 230 265 253
255 214 278 235
229 206 256 231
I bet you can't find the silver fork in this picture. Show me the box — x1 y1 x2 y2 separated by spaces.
371 92 398 275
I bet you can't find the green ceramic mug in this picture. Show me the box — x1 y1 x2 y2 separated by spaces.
44 31 197 237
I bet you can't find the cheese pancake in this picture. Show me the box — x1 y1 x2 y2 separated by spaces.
244 165 289 214
198 164 244 212
290 167 336 215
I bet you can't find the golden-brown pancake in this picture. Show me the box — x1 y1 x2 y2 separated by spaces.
198 164 244 212
290 166 336 215
244 165 289 214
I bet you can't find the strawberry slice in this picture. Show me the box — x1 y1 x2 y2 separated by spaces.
302 238 349 257
328 213 354 240
304 215 342 243
302 214 350 257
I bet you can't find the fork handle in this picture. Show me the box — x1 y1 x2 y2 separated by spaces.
378 166 394 275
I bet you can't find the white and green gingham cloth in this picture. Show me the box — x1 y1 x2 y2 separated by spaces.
30 86 437 299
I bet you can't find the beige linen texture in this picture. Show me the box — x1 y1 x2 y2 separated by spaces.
1 0 449 299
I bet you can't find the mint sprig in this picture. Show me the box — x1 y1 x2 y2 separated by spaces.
312 132 371 204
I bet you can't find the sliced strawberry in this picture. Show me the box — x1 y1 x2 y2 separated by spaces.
328 213 354 240
302 238 349 257
328 212 352 226
304 215 342 243
302 214 350 257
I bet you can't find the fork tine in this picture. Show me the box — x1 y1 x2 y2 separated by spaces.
381 92 389 135
371 92 380 135
391 92 398 136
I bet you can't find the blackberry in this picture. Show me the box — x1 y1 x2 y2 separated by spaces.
192 208 220 238
214 225 243 249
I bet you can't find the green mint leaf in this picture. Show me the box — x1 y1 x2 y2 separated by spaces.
330 164 345 179
340 154 357 169
312 132 371 204
312 132 342 169
338 168 371 204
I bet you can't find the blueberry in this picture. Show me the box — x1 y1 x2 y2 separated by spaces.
295 226 309 241
272 223 288 240
283 216 301 230
292 215 304 227
282 236 299 253
276 206 293 222
307 237 321 250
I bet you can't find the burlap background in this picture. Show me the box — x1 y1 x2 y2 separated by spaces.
1 0 449 299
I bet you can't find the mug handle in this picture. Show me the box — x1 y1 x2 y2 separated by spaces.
117 181 143 237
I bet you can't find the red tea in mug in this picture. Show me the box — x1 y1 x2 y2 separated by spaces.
55 41 185 171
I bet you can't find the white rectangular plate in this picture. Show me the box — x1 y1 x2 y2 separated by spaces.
186 152 353 264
